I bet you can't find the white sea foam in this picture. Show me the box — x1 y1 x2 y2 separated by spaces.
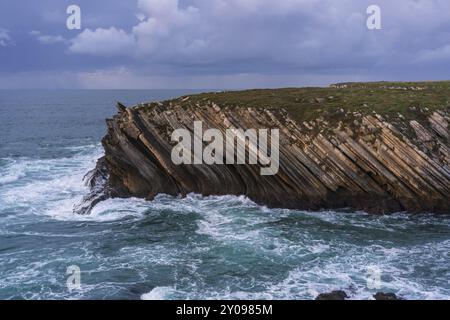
1 143 449 300
0 144 143 222
136 195 450 300
44 197 150 222
0 160 26 184
141 286 176 300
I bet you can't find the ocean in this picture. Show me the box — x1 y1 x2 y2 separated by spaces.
0 90 449 300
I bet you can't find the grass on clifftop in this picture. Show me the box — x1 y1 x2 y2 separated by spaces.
165 81 450 123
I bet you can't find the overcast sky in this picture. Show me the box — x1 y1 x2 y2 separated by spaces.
0 0 449 89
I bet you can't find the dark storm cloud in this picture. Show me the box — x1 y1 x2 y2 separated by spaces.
0 0 449 88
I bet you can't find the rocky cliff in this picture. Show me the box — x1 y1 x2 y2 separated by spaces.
79 82 450 214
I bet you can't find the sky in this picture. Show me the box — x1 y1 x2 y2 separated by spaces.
0 0 449 89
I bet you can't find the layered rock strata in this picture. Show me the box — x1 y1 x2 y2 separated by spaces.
82 88 450 214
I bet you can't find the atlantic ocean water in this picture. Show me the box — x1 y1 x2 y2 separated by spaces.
0 90 449 300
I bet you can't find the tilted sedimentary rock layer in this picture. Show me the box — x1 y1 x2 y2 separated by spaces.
82 87 450 215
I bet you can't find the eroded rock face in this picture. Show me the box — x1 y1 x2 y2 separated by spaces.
87 98 450 215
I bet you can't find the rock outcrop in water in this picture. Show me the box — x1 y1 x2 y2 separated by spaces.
315 290 403 300
315 290 349 300
83 82 450 215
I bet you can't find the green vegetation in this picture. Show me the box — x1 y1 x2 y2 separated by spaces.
165 81 450 123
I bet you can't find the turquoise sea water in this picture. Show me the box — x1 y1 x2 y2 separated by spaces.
0 90 449 300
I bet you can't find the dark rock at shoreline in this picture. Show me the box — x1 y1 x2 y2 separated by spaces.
315 290 348 300
314 291 404 300
373 292 403 300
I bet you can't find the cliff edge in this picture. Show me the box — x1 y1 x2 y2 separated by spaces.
79 82 450 214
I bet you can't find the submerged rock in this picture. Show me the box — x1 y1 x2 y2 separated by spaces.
83 84 450 214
